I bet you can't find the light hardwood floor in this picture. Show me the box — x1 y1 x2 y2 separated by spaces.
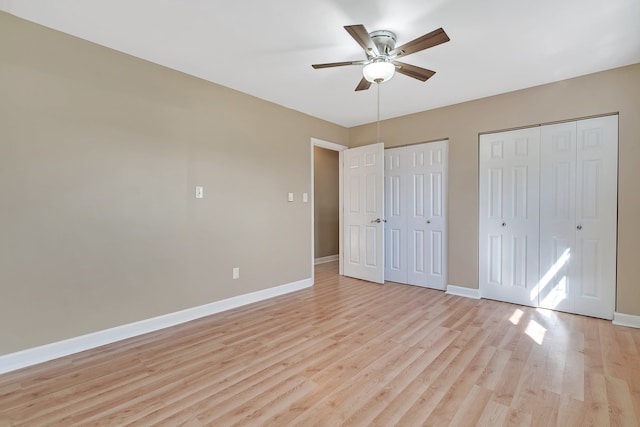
1 262 639 426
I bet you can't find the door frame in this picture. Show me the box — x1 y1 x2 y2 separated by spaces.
310 137 348 283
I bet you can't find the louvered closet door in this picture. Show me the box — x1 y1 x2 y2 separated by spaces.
384 147 407 284
479 128 540 306
406 141 448 289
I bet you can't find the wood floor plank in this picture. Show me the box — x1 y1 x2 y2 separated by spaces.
586 373 611 427
476 400 510 426
283 343 424 426
448 384 493 427
556 396 586 427
0 261 639 426
347 327 460 427
426 344 496 426
503 408 533 427
492 332 534 407
476 348 513 391
605 375 639 427
392 326 490 424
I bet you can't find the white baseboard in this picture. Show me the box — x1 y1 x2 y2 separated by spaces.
612 312 640 329
445 284 481 300
0 278 312 376
314 255 338 265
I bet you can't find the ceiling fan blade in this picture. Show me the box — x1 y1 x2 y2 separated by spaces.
392 61 436 82
389 28 450 58
312 60 367 69
355 77 372 91
344 25 379 57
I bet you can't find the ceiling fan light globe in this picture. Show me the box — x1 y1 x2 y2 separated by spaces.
363 61 395 83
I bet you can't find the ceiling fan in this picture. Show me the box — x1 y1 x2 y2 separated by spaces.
312 25 450 91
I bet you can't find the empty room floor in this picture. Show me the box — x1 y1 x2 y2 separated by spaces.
1 262 639 426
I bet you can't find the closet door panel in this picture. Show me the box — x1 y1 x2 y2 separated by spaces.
405 141 448 289
424 141 447 289
384 148 407 283
539 122 576 313
406 145 430 286
573 115 617 319
480 128 540 306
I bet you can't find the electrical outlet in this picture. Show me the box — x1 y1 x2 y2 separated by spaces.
195 186 204 199
232 267 240 279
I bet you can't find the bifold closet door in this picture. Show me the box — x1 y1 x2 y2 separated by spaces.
406 141 448 289
539 116 618 319
538 121 576 313
384 147 407 284
479 128 540 306
384 141 448 289
573 116 617 318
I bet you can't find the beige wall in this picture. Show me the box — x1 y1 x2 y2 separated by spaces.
313 146 339 258
0 12 348 355
349 63 640 316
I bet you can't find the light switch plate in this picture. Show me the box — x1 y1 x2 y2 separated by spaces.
302 193 308 203
195 186 204 199
288 192 294 202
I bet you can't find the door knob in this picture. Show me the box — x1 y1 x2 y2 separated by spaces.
501 222 506 227
426 220 431 224
576 225 583 230
371 218 386 223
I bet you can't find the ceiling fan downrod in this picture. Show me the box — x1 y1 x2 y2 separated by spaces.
377 82 381 144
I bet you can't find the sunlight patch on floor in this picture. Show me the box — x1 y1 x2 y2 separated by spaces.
525 319 547 345
509 308 524 325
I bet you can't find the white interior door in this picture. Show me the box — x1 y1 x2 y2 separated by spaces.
384 147 407 283
479 127 540 306
406 141 448 289
343 143 385 284
573 115 618 319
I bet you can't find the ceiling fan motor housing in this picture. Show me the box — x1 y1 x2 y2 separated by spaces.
369 30 397 58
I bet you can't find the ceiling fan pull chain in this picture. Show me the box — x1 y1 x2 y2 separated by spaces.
377 82 381 144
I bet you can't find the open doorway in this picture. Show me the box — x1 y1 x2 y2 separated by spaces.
310 138 347 283
314 146 339 264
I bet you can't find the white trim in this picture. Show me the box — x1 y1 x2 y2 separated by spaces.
446 284 481 300
338 150 344 276
613 312 640 329
310 140 315 284
311 137 348 152
0 278 312 375
314 254 339 265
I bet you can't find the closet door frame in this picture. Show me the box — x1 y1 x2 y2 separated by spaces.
480 114 618 320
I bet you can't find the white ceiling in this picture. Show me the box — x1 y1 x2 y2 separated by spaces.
2 0 639 127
